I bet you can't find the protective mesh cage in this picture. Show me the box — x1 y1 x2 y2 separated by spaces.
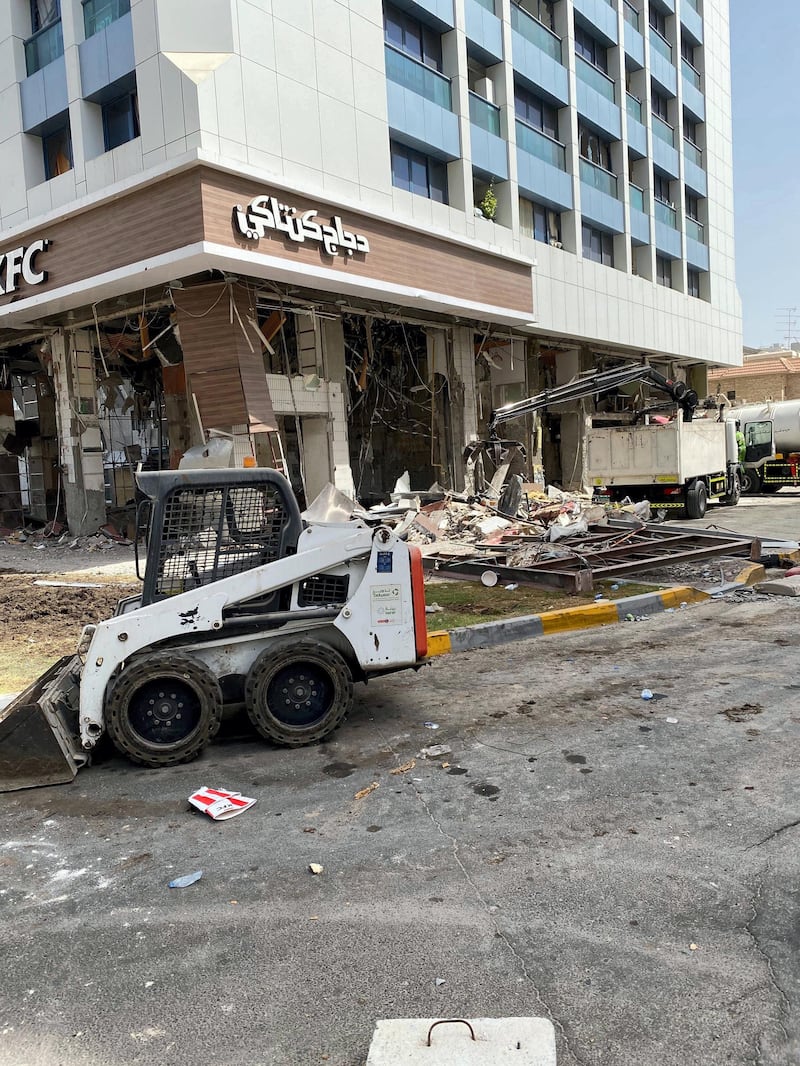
155 484 290 597
297 573 350 608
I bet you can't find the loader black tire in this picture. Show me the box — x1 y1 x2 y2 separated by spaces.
245 639 353 747
105 654 223 768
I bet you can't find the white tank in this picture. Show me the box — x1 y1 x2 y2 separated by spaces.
727 400 800 454
724 418 738 464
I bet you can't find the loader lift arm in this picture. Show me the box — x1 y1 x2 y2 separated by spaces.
488 362 699 434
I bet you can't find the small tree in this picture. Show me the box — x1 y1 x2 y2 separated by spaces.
479 182 498 221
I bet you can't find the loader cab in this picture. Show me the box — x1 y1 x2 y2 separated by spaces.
135 468 303 608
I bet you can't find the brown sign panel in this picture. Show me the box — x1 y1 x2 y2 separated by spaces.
0 164 533 317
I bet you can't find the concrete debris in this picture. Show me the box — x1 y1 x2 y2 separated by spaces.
390 760 416 775
354 782 379 800
419 745 452 759
308 863 324 875
755 576 800 597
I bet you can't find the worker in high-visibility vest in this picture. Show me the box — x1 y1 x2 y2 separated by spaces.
735 421 746 464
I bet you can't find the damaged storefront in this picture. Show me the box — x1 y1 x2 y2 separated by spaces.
0 165 538 535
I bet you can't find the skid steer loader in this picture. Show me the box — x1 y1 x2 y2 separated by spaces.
0 468 428 792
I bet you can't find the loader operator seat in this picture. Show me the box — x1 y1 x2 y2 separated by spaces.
136 468 303 608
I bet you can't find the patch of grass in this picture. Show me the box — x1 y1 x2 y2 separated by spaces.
425 578 662 632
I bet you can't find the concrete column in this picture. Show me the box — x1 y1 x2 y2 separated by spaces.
51 329 107 535
556 348 593 493
162 363 190 469
0 388 23 529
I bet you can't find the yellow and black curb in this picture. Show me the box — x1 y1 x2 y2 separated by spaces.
426 585 709 657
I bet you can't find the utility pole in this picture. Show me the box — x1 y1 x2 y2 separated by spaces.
776 307 798 350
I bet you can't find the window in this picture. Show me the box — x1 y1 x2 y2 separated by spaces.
651 87 669 121
43 123 72 179
686 194 700 221
31 0 59 33
654 173 671 204
726 389 736 401
514 85 558 137
520 198 561 245
649 5 667 36
102 90 140 151
521 0 555 30
681 38 696 66
656 255 673 288
390 141 448 203
688 269 701 298
579 125 613 171
384 3 442 70
582 224 614 266
684 115 699 146
575 27 607 73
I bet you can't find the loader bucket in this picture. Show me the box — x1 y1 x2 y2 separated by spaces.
0 655 88 793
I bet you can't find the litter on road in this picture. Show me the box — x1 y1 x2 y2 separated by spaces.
168 871 203 889
188 787 257 820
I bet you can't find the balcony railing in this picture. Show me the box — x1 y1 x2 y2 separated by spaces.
686 217 705 243
83 0 131 38
575 54 615 102
580 157 618 198
516 119 566 169
384 44 452 110
626 93 642 122
655 198 677 228
629 183 645 212
684 0 700 11
24 19 64 76
470 92 501 136
649 27 673 63
510 3 562 63
683 138 703 167
681 58 702 90
471 0 496 10
623 1 640 31
652 113 675 146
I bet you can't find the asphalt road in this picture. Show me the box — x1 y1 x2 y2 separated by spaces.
1 592 799 1066
684 486 800 543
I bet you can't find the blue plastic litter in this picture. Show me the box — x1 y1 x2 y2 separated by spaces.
641 689 654 701
169 870 203 889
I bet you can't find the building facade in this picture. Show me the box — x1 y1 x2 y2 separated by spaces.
0 0 741 533
709 349 800 406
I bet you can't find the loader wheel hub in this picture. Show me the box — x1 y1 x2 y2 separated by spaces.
269 666 329 726
128 681 201 744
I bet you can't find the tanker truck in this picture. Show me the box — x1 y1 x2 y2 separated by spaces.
725 400 800 493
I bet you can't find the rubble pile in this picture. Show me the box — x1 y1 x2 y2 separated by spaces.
0 521 132 553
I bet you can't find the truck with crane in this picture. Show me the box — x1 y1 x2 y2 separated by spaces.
486 362 741 519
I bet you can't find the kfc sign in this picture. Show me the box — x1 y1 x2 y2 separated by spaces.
0 239 50 294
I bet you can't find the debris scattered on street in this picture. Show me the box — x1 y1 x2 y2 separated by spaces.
188 787 257 820
641 689 654 701
390 760 416 775
666 717 679 724
419 744 452 759
168 871 203 889
354 782 379 800
423 722 440 730
425 603 444 614
309 863 324 875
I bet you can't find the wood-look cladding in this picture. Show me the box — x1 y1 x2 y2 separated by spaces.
0 171 206 308
173 281 277 432
200 169 533 314
0 163 533 315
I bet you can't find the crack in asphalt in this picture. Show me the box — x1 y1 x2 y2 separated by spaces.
744 862 791 1063
377 728 589 1066
749 818 800 849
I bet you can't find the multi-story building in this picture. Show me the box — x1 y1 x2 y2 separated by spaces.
0 0 741 533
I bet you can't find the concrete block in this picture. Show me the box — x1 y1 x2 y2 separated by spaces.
366 1017 557 1064
734 563 766 586
756 576 800 597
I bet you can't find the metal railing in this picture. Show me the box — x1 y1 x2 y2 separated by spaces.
626 93 642 122
683 138 703 167
516 119 566 169
471 0 496 10
575 54 615 102
629 183 645 212
681 57 702 90
24 19 64 76
580 157 618 198
686 217 705 243
649 27 673 63
83 0 131 38
384 44 452 109
655 198 677 228
652 113 675 146
470 92 501 136
510 3 562 63
623 1 640 31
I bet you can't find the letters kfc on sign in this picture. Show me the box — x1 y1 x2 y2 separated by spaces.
0 239 50 295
